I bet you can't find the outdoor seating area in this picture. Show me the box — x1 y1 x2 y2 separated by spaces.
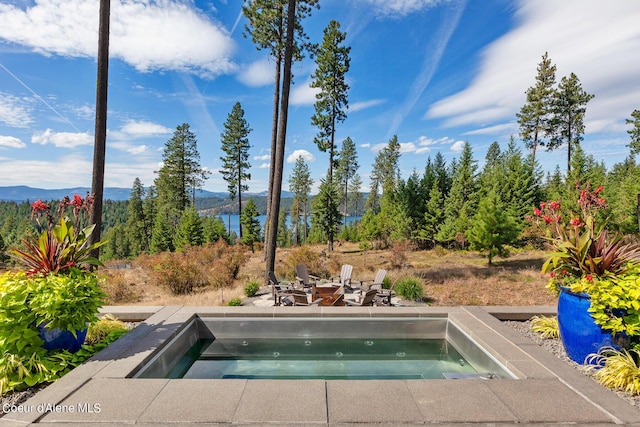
271 265 395 307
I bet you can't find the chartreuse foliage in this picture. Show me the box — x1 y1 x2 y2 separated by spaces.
0 271 120 395
530 315 559 339
586 345 640 396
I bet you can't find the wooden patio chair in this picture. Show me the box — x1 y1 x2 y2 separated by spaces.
357 269 387 292
330 264 354 290
344 289 378 307
281 289 323 306
268 271 295 306
295 264 319 289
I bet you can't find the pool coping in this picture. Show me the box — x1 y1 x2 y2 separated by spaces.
2 305 640 426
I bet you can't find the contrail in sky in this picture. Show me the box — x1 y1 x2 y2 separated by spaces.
0 62 82 133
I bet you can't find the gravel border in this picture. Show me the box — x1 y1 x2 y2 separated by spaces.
504 320 640 411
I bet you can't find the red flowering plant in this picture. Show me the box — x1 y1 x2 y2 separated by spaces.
530 183 640 348
10 193 106 275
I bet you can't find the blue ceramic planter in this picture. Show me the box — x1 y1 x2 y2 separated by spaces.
37 324 88 353
557 288 617 364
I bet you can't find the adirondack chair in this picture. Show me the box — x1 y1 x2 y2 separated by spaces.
344 289 378 307
268 271 295 306
330 264 354 290
357 269 387 292
295 264 319 289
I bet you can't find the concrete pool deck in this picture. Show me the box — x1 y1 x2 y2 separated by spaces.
2 305 640 426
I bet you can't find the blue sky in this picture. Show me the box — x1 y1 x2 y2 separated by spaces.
0 0 639 194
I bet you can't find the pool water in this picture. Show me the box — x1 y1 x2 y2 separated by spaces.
167 337 480 380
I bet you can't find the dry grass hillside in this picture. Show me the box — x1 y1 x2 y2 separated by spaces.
100 241 557 307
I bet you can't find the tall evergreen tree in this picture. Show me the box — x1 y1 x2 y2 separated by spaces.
626 109 640 157
517 52 556 167
202 215 228 244
243 0 318 258
310 178 341 251
288 155 313 245
265 0 299 274
420 181 445 246
155 123 209 220
240 198 261 252
548 73 594 172
125 178 149 256
437 142 478 245
150 206 175 254
334 136 359 228
220 102 252 238
348 173 363 218
310 19 351 185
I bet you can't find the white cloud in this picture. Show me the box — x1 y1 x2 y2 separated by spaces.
350 99 385 112
360 143 371 148
399 142 430 154
253 154 270 161
0 155 92 187
120 120 172 138
31 128 92 148
290 81 319 106
0 135 26 148
359 0 446 17
463 122 518 136
110 141 149 155
370 143 386 153
237 58 274 87
0 92 33 127
450 140 465 152
0 0 236 76
259 162 270 169
286 149 314 163
426 0 640 135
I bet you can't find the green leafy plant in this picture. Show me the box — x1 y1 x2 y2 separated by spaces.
227 297 242 306
394 277 424 301
244 280 260 297
586 346 640 396
530 315 560 339
85 314 130 345
10 195 106 275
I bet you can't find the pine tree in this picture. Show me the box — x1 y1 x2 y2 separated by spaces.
310 19 351 185
220 102 252 238
517 52 556 167
125 178 149 256
240 198 261 252
348 173 363 218
175 207 204 250
626 109 640 158
276 207 289 247
243 0 318 259
202 215 228 244
334 136 359 228
420 181 445 246
468 190 519 265
0 233 8 264
155 123 209 220
288 155 313 245
310 178 341 251
548 73 594 172
437 142 478 244
150 207 174 254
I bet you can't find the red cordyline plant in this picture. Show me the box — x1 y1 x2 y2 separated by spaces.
11 194 105 275
530 182 640 292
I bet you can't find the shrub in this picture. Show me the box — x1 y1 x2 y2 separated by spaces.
209 241 248 288
244 280 260 297
227 297 242 306
394 276 424 301
152 251 209 295
283 246 330 279
85 314 130 345
586 347 640 396
389 240 413 269
102 270 138 304
530 315 559 339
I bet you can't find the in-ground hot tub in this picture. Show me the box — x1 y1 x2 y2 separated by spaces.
133 316 515 380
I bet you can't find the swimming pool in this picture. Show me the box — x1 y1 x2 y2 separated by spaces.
133 316 514 380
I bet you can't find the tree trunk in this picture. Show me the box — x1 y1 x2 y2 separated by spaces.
263 46 282 262
637 193 640 233
266 0 297 275
89 0 110 259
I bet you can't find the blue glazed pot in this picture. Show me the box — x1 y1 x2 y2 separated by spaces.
557 288 617 364
37 324 88 353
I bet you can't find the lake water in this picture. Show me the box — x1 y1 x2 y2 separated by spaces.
216 214 361 236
